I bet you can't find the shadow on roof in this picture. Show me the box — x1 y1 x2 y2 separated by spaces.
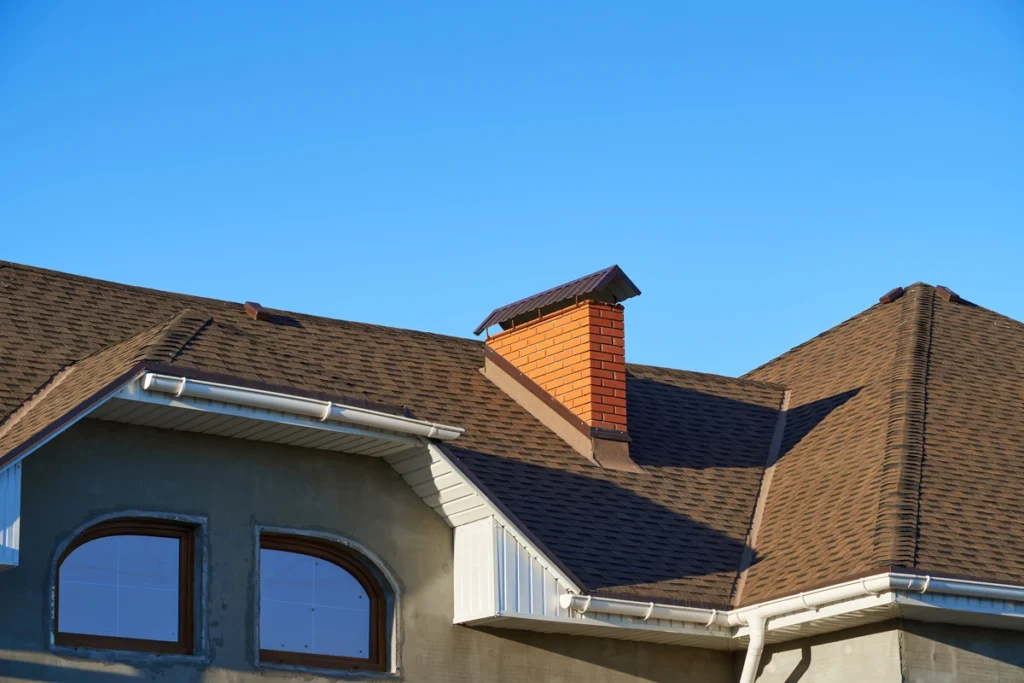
626 376 782 471
448 382 862 607
776 388 861 462
452 445 752 608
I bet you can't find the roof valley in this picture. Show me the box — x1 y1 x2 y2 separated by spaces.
729 388 792 607
874 285 935 570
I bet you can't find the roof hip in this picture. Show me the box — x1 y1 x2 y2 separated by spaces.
874 283 935 569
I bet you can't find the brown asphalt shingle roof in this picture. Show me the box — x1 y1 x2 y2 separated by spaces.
3 261 1024 608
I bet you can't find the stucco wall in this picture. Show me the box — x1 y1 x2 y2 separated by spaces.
901 620 1024 682
0 419 732 683
744 621 902 683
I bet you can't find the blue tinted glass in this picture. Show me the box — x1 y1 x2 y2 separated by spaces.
58 534 179 642
260 597 313 652
261 549 314 605
315 604 369 658
58 583 118 636
119 585 179 641
260 547 371 658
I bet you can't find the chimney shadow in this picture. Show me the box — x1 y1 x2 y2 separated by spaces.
449 376 859 607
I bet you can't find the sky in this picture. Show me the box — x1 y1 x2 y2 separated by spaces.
1 2 1022 377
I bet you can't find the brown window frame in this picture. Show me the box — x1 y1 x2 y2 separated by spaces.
259 533 388 672
54 518 195 655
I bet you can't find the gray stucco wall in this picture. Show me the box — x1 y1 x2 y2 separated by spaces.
0 419 732 683
901 620 1024 683
743 621 902 683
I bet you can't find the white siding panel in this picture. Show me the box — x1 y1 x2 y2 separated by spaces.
531 556 545 615
453 518 497 623
436 493 483 517
545 567 561 618
412 470 463 498
502 526 518 613
403 460 453 487
421 484 475 509
453 515 576 623
444 506 492 527
0 462 21 569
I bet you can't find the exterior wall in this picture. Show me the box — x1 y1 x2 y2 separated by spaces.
485 300 627 431
745 622 902 683
0 419 731 683
901 620 1024 682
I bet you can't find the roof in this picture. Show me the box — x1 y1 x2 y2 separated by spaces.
473 265 641 335
2 261 1024 609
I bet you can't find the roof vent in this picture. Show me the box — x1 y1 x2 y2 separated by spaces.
244 301 270 321
935 285 960 303
879 287 905 304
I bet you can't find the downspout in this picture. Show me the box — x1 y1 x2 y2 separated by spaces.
738 611 766 683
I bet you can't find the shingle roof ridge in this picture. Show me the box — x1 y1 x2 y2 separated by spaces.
0 260 483 348
0 311 214 468
741 284 934 379
0 260 234 309
0 364 76 441
141 308 214 365
874 284 934 569
626 362 787 392
0 307 207 434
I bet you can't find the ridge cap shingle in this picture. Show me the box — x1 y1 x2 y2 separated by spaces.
1 259 482 349
874 285 934 569
0 307 214 464
741 283 937 379
141 308 213 365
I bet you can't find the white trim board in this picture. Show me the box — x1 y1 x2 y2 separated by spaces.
0 462 20 569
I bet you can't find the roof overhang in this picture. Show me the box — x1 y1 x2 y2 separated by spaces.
0 368 581 595
92 371 463 457
0 367 469 568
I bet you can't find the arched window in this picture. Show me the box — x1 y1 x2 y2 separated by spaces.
55 518 195 654
259 533 387 671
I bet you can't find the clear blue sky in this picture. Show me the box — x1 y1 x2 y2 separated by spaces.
2 2 1021 376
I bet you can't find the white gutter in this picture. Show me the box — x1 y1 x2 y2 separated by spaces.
559 593 731 628
141 373 465 441
561 572 1024 682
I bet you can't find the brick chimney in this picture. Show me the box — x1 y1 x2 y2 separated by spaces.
474 266 642 471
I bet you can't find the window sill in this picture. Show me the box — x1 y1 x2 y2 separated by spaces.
256 659 399 680
50 643 210 666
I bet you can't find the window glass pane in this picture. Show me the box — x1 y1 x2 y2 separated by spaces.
260 547 371 659
261 595 313 653
59 535 179 642
261 549 314 605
